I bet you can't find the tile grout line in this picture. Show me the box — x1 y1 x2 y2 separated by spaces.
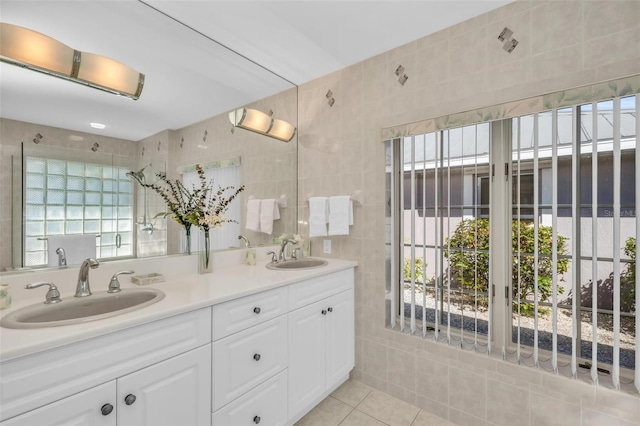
336 406 357 426
409 408 421 426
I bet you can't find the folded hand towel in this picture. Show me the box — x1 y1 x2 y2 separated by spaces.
328 196 352 236
260 199 280 235
308 197 328 237
47 234 97 266
245 199 261 232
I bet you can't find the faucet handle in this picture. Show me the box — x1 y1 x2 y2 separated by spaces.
108 270 135 293
266 251 277 264
292 247 302 260
25 282 62 304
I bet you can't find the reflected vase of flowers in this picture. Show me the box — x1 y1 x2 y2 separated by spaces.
198 229 212 274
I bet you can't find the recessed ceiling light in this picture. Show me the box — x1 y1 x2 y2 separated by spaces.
90 122 106 129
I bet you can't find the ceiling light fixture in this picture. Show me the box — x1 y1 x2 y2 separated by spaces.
0 22 145 100
228 108 296 142
90 122 106 129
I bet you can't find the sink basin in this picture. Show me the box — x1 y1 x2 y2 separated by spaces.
266 258 328 270
1 288 165 329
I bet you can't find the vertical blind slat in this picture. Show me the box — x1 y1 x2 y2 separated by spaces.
571 106 579 378
410 136 417 334
591 102 599 384
551 110 559 372
612 98 621 389
533 113 540 366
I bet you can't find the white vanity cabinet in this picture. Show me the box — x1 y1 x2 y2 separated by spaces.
1 345 211 426
0 308 212 425
210 268 354 426
287 272 354 423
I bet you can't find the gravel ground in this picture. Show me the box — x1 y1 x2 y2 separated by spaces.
403 289 636 370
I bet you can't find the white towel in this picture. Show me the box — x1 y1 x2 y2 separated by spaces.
259 199 280 235
328 196 353 236
245 199 261 232
47 234 97 266
308 197 328 237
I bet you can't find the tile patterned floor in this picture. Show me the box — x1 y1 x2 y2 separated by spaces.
295 380 454 426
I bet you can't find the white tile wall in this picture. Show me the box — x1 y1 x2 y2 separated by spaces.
296 1 640 424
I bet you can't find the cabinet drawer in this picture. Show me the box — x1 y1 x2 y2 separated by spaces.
212 370 287 426
212 315 287 411
288 269 353 311
212 286 288 341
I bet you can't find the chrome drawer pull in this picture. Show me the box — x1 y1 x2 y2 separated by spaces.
253 307 261 314
124 394 136 406
101 403 113 416
253 353 261 361
253 415 261 424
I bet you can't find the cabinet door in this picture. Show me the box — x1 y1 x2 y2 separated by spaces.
288 299 326 420
117 345 211 426
325 290 354 388
0 381 116 426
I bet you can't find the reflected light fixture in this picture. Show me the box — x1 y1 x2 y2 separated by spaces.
0 22 144 100
228 108 296 142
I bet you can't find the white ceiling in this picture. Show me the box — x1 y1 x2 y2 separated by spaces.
0 1 512 141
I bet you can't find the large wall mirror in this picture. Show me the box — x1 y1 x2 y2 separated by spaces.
0 1 298 271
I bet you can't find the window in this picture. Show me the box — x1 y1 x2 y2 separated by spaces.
388 94 638 391
23 157 134 266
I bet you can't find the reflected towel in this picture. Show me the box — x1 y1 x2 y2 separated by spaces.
328 196 352 236
308 197 328 237
47 234 97 266
259 199 280 235
245 199 261 232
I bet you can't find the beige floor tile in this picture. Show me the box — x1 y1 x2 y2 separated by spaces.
411 410 454 426
356 390 420 426
340 410 388 426
332 379 373 407
296 396 353 426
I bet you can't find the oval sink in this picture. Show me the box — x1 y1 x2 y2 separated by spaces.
1 288 165 329
266 258 328 271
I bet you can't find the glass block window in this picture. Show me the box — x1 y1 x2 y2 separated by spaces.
24 157 135 266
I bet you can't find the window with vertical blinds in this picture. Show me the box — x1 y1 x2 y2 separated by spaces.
387 94 638 392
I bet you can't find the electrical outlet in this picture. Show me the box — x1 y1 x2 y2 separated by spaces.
323 239 331 254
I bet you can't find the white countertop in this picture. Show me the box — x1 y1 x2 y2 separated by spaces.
0 257 357 361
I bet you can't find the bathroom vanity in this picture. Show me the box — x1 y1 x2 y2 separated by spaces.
0 255 356 426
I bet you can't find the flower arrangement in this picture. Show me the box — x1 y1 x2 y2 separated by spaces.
130 164 244 259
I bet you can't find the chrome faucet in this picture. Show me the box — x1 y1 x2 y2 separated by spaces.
279 239 296 262
55 247 67 266
238 235 251 248
75 258 99 297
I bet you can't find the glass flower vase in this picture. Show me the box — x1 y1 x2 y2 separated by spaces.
198 229 213 274
184 225 192 255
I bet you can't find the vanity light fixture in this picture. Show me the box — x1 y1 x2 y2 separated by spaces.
0 22 145 100
90 122 106 129
228 108 296 142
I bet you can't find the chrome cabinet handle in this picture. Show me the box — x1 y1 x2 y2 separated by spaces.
321 309 327 315
124 394 136 405
253 307 261 314
115 233 122 248
253 353 261 361
253 415 261 424
328 307 333 313
101 403 113 416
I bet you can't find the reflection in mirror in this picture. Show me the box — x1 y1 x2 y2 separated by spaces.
0 2 298 273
